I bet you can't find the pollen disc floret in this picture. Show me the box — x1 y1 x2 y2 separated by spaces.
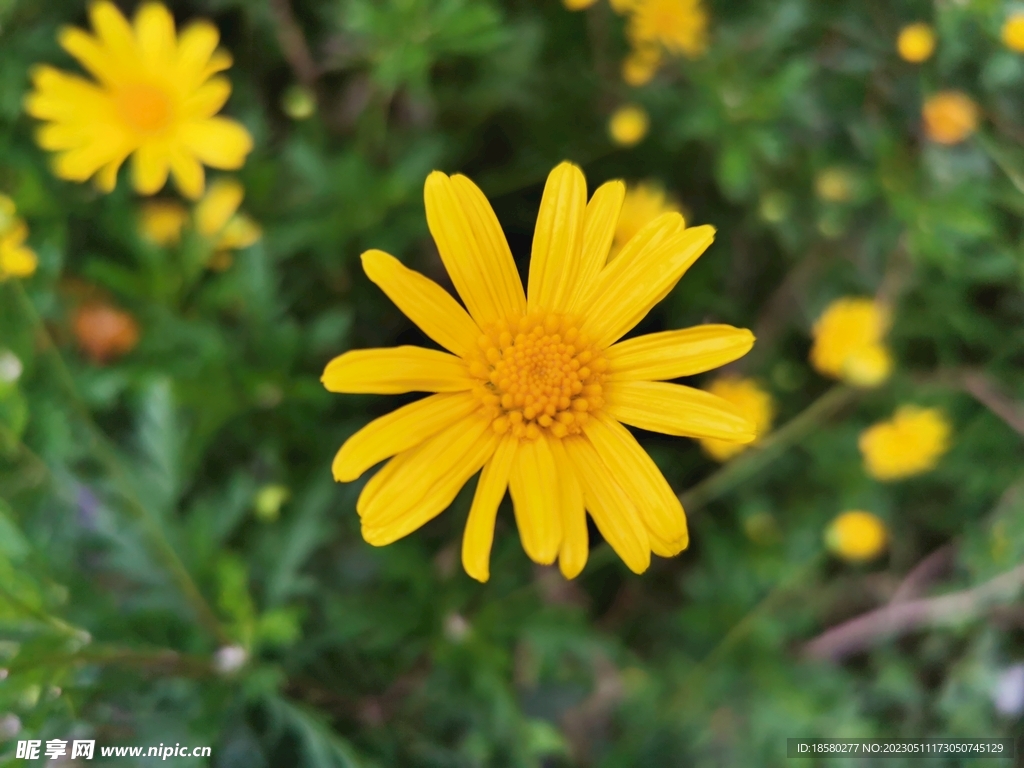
469 312 607 439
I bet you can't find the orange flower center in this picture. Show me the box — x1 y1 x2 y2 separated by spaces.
116 82 174 135
469 312 606 440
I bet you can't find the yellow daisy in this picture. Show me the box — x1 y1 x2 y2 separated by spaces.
322 162 757 581
859 405 951 481
809 297 892 387
25 1 253 199
627 0 709 59
826 510 887 562
0 196 38 281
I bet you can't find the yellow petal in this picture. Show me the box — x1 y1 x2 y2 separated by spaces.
96 151 130 193
462 436 516 583
567 179 625 312
54 140 126 183
217 215 261 250
169 147 205 200
0 244 38 278
131 141 170 195
360 418 498 545
332 392 480 482
423 171 526 326
322 347 472 394
175 21 222 88
526 162 587 313
549 438 588 579
361 249 482 359
562 436 650 574
581 223 715 348
181 117 253 169
507 435 562 565
605 380 756 442
133 2 176 70
183 76 231 120
584 414 688 551
449 174 527 316
89 1 137 67
195 177 243 236
605 325 755 381
58 27 122 86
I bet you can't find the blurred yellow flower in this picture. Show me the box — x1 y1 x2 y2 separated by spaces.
0 196 38 281
622 45 662 86
563 0 599 8
25 1 253 199
195 178 261 270
612 182 682 257
1002 15 1024 52
896 23 935 63
810 297 892 387
815 167 854 203
323 162 757 581
826 510 887 562
859 405 951 481
699 377 774 461
609 105 649 146
922 91 979 145
139 200 189 246
627 0 709 58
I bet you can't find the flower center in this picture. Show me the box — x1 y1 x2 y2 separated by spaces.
116 83 174 135
469 312 606 440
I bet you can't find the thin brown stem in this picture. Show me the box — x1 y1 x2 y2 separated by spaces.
269 0 320 86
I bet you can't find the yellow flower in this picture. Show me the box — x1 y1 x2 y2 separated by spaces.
139 200 189 246
810 297 892 387
322 162 758 581
609 105 649 147
612 182 682 257
826 511 887 562
25 1 253 199
859 405 951 481
0 196 38 281
815 167 854 203
194 178 261 269
1002 15 1024 52
627 0 709 59
622 45 663 86
897 23 936 63
699 377 774 461
922 91 979 145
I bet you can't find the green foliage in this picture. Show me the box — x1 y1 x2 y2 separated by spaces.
1 0 1024 766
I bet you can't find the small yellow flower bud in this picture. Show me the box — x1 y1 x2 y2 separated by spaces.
826 511 887 562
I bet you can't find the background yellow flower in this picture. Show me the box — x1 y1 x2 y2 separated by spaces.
826 511 888 562
922 91 979 144
611 182 682 256
699 377 774 461
859 405 951 481
25 1 253 199
810 297 892 387
897 23 936 63
609 104 650 146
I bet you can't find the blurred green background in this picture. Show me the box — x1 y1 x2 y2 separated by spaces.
3 0 1024 765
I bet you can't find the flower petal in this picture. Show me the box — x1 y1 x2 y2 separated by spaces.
526 162 587 313
361 249 482 358
131 141 170 195
508 435 563 565
180 117 253 169
58 27 123 86
605 325 755 381
580 219 714 349
182 76 231 120
360 417 497 545
562 436 650 574
175 21 222 88
462 435 516 583
585 413 688 551
169 147 205 200
423 171 526 326
89 1 138 67
322 347 472 394
133 1 176 71
332 392 480 482
604 380 756 441
549 438 588 579
195 178 242 235
567 179 625 312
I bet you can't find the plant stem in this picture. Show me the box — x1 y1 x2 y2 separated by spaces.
13 283 229 646
679 384 860 513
